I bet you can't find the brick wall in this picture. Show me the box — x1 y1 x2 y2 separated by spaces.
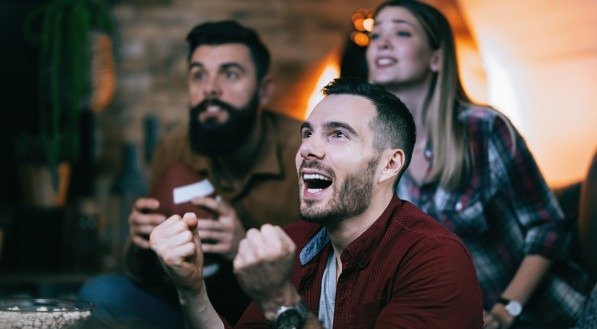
95 0 474 184
96 0 381 178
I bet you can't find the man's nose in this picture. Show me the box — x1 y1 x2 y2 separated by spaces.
299 137 325 160
203 76 222 99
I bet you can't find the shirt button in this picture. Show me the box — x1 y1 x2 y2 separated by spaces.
455 201 463 211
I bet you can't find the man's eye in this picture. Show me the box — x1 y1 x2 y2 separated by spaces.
191 71 206 81
225 71 239 80
396 30 411 37
369 32 379 40
332 131 347 138
301 130 312 138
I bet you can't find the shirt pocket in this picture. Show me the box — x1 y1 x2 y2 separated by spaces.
435 192 489 238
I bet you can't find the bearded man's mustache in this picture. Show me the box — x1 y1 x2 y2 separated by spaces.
191 98 236 116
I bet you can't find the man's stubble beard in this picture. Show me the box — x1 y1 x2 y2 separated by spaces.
299 156 380 225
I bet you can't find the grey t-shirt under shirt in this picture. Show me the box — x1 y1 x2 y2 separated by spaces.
318 251 337 329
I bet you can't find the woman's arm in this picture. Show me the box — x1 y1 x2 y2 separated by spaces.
488 255 551 328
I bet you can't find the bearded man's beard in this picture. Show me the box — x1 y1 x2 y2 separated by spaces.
188 94 259 156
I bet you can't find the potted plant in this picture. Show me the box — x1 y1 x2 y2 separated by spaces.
15 0 113 208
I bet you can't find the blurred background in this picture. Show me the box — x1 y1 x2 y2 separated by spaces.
0 0 595 298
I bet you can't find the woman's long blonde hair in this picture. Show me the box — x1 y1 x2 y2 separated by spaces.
375 0 513 191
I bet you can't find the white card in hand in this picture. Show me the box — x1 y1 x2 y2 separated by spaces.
172 179 215 204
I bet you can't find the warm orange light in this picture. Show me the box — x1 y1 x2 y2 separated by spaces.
351 31 370 47
349 8 375 46
306 57 340 117
354 18 365 31
351 12 364 23
363 18 374 32
274 52 341 121
457 1 597 188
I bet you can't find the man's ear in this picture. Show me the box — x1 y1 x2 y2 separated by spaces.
378 148 405 185
429 48 442 73
258 74 274 106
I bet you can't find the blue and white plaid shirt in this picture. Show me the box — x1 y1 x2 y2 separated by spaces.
397 106 592 327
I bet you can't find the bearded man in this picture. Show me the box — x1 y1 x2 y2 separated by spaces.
150 78 484 329
78 20 301 329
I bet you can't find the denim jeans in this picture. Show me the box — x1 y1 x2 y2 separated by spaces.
77 273 184 329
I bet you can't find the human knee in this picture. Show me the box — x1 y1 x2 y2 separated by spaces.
78 274 133 304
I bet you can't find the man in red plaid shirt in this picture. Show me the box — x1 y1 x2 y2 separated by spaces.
150 78 484 329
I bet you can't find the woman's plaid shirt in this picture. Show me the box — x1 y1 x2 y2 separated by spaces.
396 106 592 327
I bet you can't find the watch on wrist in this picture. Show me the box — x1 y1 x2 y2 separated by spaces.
273 299 309 329
496 297 523 317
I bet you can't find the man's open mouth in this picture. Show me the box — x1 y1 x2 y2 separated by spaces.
206 104 224 113
303 173 332 193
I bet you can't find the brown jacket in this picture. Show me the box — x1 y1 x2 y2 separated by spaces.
124 110 302 324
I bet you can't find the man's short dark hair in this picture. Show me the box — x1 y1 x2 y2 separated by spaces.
322 77 416 182
186 20 271 81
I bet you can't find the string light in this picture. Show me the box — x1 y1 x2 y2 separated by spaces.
350 8 374 46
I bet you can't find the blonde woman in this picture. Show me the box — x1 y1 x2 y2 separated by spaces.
366 1 592 328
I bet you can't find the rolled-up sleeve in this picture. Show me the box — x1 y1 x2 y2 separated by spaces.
488 116 569 259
